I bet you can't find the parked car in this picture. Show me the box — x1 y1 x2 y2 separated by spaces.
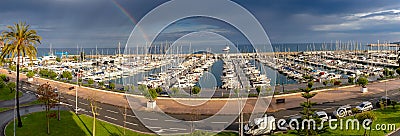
356 101 373 112
244 115 276 135
333 105 353 118
314 111 329 121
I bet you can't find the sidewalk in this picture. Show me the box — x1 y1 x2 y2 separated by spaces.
2 69 399 115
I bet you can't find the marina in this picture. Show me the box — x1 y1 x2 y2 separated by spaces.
14 43 400 97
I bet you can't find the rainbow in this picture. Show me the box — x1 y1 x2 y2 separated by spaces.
110 0 151 43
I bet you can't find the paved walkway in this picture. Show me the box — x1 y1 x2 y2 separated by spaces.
2 69 400 115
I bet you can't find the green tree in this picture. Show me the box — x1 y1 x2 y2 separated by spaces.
299 81 319 135
355 112 376 136
138 84 148 94
109 82 115 90
155 87 163 93
396 68 400 77
26 71 34 78
256 86 262 94
0 22 42 127
192 86 201 95
144 88 158 102
348 77 355 84
87 79 94 85
61 71 72 80
0 79 5 88
36 83 58 134
48 71 57 79
7 82 16 93
98 81 104 88
357 77 368 88
383 68 390 77
0 74 7 81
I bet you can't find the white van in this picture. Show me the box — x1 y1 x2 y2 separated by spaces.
356 101 373 112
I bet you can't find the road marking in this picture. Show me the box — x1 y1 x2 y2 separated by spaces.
148 126 161 129
106 109 119 114
104 116 117 121
79 102 88 106
211 122 228 124
170 128 187 131
143 118 158 121
164 120 181 123
126 114 135 118
67 98 75 102
124 121 138 126
323 107 333 110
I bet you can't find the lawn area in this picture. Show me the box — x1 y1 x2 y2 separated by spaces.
5 111 153 136
321 105 400 136
0 87 22 101
5 110 238 136
178 131 238 136
0 107 11 112
273 105 400 136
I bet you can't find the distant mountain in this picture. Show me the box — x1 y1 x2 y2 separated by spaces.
391 42 400 44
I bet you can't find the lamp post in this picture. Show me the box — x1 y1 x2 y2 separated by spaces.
54 87 60 121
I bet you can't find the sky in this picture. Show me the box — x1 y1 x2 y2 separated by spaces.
1 0 400 48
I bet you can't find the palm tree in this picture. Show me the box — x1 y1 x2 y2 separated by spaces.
0 22 41 127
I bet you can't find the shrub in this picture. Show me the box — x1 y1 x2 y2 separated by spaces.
396 68 400 76
357 77 368 88
155 87 163 93
87 79 94 85
348 77 355 84
62 71 73 80
0 80 5 88
307 81 314 88
191 86 201 95
109 82 115 90
48 71 58 79
26 71 35 78
256 86 262 94
0 74 7 81
9 65 16 71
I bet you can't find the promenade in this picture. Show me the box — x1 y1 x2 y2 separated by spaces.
2 68 400 115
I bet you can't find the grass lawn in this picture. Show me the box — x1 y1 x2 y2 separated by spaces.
273 105 400 136
5 111 153 136
320 105 400 136
0 107 11 112
0 87 22 101
5 110 238 136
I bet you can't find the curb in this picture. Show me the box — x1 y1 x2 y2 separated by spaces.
386 127 400 136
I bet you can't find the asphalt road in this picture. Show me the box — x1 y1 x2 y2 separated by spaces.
2 81 399 135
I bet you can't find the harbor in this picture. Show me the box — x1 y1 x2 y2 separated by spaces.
9 42 397 98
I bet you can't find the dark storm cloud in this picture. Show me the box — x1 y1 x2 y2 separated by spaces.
0 0 399 48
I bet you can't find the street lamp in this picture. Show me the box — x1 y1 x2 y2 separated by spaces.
54 87 60 121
